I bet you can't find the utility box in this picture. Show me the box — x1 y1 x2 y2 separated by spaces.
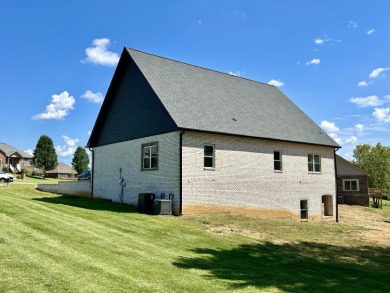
153 199 172 215
138 193 155 214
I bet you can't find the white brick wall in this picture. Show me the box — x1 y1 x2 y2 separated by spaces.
37 181 91 197
182 131 336 220
92 130 336 220
93 132 181 214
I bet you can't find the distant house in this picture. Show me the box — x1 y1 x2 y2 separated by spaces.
0 142 34 173
87 48 340 221
46 162 74 179
336 155 369 206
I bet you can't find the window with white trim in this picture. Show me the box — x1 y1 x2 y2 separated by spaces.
308 154 321 173
204 145 215 168
142 142 158 170
343 179 359 191
274 151 282 171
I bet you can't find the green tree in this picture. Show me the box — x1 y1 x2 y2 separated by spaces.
352 142 390 193
72 146 90 174
33 135 58 179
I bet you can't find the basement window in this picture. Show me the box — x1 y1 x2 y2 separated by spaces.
274 151 282 171
142 142 158 170
308 154 321 173
204 145 215 169
300 199 308 220
343 179 359 191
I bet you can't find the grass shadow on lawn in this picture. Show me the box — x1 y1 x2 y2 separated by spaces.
174 241 390 292
32 195 138 213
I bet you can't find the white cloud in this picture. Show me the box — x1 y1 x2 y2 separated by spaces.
305 59 320 65
82 38 119 66
372 108 390 123
314 38 325 45
313 36 341 47
56 135 79 157
355 124 364 132
24 149 33 156
367 29 375 35
32 91 75 120
320 120 340 132
357 80 372 87
228 70 244 77
267 79 285 87
329 133 342 145
342 152 354 161
348 21 358 28
345 136 357 144
369 67 390 78
81 90 104 103
349 95 383 108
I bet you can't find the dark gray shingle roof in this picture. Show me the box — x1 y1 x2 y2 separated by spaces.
126 48 339 148
0 143 34 158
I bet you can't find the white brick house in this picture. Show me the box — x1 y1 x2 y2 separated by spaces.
87 48 340 221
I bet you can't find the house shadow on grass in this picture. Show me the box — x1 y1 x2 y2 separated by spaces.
173 241 390 292
32 195 137 213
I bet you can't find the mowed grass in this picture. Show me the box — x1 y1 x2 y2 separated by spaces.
368 198 390 217
0 184 389 293
13 175 62 185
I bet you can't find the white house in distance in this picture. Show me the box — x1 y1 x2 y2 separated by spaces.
87 48 340 221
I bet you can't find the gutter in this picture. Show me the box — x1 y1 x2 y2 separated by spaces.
334 148 340 222
179 130 185 215
178 127 340 149
89 147 94 199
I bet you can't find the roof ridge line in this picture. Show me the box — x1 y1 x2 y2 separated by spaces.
125 47 276 88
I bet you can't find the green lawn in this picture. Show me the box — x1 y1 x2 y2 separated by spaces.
17 175 64 184
0 184 389 292
368 198 390 217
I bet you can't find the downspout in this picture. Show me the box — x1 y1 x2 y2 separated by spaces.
179 130 185 216
334 148 340 222
89 147 94 199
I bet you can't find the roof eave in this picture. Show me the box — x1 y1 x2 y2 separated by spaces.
178 127 340 149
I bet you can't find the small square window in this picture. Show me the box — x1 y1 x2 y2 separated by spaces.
204 145 215 168
343 179 359 191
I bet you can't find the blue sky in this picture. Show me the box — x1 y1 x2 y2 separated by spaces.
1 0 389 165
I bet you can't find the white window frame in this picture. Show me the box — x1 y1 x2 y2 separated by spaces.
141 142 158 171
343 179 359 191
274 151 282 172
308 154 321 173
204 144 215 169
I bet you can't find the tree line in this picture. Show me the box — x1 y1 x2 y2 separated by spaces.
33 135 90 178
352 142 390 194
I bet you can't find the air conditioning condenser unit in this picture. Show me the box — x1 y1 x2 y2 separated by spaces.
153 199 172 215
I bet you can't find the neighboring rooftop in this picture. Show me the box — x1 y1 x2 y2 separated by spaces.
0 142 34 158
336 155 368 176
46 162 74 174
